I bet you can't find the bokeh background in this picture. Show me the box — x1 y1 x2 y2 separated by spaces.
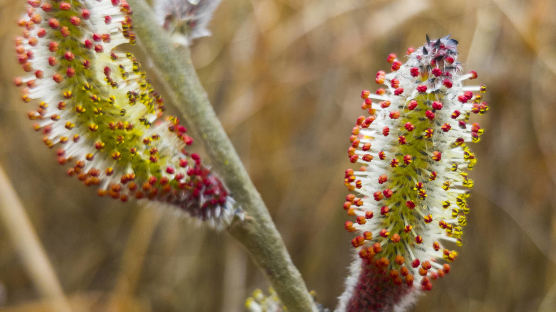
1 0 555 311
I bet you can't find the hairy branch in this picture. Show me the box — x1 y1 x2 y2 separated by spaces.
127 0 317 311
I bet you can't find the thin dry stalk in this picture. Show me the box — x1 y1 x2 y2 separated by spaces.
0 165 72 312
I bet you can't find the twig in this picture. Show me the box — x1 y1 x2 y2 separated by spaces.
0 165 72 312
127 0 317 311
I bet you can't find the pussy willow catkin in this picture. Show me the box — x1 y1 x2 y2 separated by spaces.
338 36 488 312
15 0 237 227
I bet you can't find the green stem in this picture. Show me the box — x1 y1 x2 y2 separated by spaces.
127 1 317 311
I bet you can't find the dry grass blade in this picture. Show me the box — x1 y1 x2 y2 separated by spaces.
0 166 72 312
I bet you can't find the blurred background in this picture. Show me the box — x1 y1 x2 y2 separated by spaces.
1 0 555 311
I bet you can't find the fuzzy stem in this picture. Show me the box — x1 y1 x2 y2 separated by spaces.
127 1 316 311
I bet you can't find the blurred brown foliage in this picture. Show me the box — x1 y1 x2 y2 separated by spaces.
1 0 555 311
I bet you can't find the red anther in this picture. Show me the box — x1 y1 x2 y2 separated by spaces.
379 229 389 238
351 139 360 148
378 175 387 184
48 41 58 52
373 242 382 253
417 85 427 93
406 274 414 287
406 200 415 209
469 70 478 79
471 123 481 132
380 206 389 215
404 122 415 131
356 216 366 225
404 225 412 232
407 47 415 54
459 120 467 128
365 211 373 219
362 154 373 162
343 201 351 210
382 127 389 136
28 0 40 8
94 44 103 52
429 171 437 180
398 136 406 145
376 88 385 95
424 215 433 223
363 231 373 240
410 67 419 77
166 167 175 174
66 67 75 77
458 95 468 103
355 116 365 126
349 155 359 163
391 61 402 71
433 241 440 251
148 176 157 185
432 151 442 161
52 73 62 83
37 28 46 37
48 18 59 29
389 111 400 119
412 259 420 268
386 53 396 63
407 100 418 110
18 54 28 64
13 77 22 87
59 2 71 10
432 101 443 110
361 89 370 99
443 264 451 273
378 151 386 160
443 79 453 88
41 2 52 11
441 123 451 132
391 233 401 243
81 9 90 19
362 143 371 151
451 110 461 119
60 26 70 37
390 79 400 88
375 71 385 84
403 154 412 165
415 235 423 244
346 194 355 202
102 34 111 42
445 56 454 64
70 16 81 26
383 189 393 198
394 88 404 95
380 100 391 108
351 236 365 248
373 191 383 201
422 261 432 270
464 91 473 100
105 16 112 24
64 51 75 61
390 158 399 167
425 110 435 120
84 39 93 49
82 59 90 68
112 0 120 5
422 280 433 291
92 33 102 41
432 68 442 77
